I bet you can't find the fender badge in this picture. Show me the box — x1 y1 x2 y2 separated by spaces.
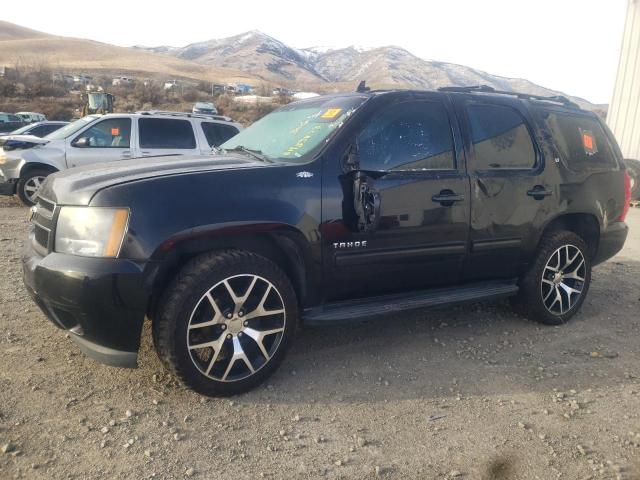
296 171 313 178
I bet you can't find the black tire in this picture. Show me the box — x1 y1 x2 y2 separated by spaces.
624 158 640 201
153 250 298 396
17 168 53 206
511 231 591 325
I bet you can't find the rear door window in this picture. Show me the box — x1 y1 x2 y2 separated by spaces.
466 104 536 170
139 118 196 149
201 122 239 147
542 112 615 171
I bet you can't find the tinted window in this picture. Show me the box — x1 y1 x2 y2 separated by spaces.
28 125 46 137
139 118 196 149
40 124 64 136
357 100 455 171
201 122 239 147
467 104 536 169
542 112 615 171
73 118 131 148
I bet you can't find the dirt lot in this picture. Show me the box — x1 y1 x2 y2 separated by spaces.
0 195 639 480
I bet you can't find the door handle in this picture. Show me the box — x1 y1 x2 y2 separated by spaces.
121 151 132 159
432 189 464 206
527 185 553 200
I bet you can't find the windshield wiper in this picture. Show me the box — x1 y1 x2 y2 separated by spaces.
225 146 274 163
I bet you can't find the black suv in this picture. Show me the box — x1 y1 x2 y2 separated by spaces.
23 86 630 396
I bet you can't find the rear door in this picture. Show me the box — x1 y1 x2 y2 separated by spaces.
65 117 134 167
136 118 201 158
321 94 471 300
452 96 556 279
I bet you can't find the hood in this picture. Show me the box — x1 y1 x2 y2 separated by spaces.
40 154 269 205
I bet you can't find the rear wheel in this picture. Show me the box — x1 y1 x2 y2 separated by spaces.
17 168 52 206
154 250 297 396
512 231 591 325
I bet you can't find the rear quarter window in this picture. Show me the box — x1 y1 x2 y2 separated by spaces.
542 112 615 172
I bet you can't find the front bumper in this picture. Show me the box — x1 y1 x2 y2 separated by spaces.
22 231 149 368
593 221 629 265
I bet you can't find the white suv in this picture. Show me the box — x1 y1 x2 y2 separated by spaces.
0 111 243 205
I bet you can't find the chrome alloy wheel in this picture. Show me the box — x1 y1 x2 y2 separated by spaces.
187 274 286 382
541 244 586 315
24 176 46 203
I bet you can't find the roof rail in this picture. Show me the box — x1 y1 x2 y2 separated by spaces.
135 110 234 122
438 85 581 109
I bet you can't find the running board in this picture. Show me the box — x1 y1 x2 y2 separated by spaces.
302 280 518 326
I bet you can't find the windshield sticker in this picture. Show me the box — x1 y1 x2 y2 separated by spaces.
580 128 597 156
321 108 342 119
282 124 323 157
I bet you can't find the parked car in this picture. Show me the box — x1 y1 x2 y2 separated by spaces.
22 86 629 396
192 102 218 116
0 121 68 139
0 113 26 134
16 112 47 123
0 111 242 205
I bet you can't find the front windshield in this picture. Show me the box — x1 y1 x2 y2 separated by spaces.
10 124 35 135
45 116 98 140
220 95 368 162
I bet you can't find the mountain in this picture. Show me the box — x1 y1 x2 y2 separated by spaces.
0 20 48 41
0 21 601 110
0 22 254 84
138 31 598 109
136 31 324 83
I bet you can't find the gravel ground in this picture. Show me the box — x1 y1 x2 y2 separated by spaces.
1 195 639 480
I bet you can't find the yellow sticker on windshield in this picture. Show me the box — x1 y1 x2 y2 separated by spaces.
321 108 342 119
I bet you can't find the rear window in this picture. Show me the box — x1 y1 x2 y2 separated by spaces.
201 122 239 147
467 104 536 170
542 112 615 171
139 118 196 149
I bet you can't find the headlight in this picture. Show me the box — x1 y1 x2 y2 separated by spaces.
55 207 129 258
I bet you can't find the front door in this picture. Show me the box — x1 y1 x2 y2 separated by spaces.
321 95 471 301
452 97 556 279
65 117 134 167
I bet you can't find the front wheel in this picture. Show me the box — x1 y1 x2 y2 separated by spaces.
17 169 52 206
512 231 591 325
154 250 298 396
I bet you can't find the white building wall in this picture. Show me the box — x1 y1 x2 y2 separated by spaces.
608 0 640 160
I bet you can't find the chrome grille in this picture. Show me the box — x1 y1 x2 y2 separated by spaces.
31 197 57 255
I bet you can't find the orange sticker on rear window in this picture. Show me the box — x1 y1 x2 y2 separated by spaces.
321 108 342 119
580 128 597 155
111 128 120 136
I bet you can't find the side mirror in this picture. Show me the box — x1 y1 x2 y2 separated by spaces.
72 137 89 148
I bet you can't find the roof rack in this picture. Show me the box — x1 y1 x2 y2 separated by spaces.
135 110 234 122
438 85 580 109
